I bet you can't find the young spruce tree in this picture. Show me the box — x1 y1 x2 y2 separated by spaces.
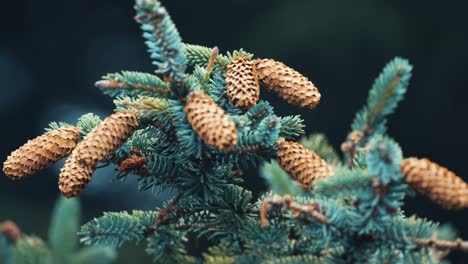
3 0 468 263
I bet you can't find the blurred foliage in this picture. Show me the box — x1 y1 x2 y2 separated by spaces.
1 196 116 264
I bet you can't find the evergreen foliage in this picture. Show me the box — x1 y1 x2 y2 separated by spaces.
0 197 116 264
3 0 468 263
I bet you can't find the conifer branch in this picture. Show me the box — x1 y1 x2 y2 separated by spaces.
261 195 468 255
184 44 229 67
96 71 170 98
135 0 186 85
343 58 412 167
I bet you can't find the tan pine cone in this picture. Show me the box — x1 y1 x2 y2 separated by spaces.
184 92 238 150
277 140 334 189
401 158 468 210
3 126 81 180
118 154 146 172
59 150 96 198
226 56 260 109
254 58 321 109
75 110 139 165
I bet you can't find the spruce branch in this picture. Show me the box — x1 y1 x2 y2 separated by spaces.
278 115 305 140
300 133 341 166
79 212 146 248
96 71 170 98
156 194 183 223
184 44 230 67
76 113 102 136
135 0 186 85
260 195 468 256
343 57 412 167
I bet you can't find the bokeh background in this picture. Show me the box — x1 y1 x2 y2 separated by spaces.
1 0 468 263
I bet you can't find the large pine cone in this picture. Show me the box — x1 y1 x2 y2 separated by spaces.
401 158 468 210
277 140 334 189
184 92 238 150
255 58 321 109
3 126 81 180
226 56 260 109
75 110 139 165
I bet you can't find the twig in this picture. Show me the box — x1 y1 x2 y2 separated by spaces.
95 80 169 96
260 195 328 227
411 237 468 253
205 46 219 74
156 194 183 223
231 144 262 155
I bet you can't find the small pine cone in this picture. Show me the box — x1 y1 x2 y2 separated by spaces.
3 126 81 180
75 110 139 165
118 154 146 172
401 158 468 210
226 56 260 109
184 92 238 150
59 150 96 198
254 58 321 109
277 140 334 189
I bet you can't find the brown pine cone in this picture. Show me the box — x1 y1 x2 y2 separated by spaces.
59 150 96 198
277 140 334 189
401 158 468 210
118 154 147 172
254 58 321 109
75 110 139 165
3 126 81 180
184 92 238 150
226 56 260 109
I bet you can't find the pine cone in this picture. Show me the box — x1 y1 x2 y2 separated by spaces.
118 154 147 172
277 140 334 189
75 110 139 165
184 92 238 150
226 56 260 109
59 150 96 198
3 126 81 180
254 58 321 109
401 158 468 210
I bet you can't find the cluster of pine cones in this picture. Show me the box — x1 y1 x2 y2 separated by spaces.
226 56 321 110
3 111 139 197
3 55 468 210
187 56 332 187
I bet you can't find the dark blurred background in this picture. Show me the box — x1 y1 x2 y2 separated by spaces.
1 0 467 263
